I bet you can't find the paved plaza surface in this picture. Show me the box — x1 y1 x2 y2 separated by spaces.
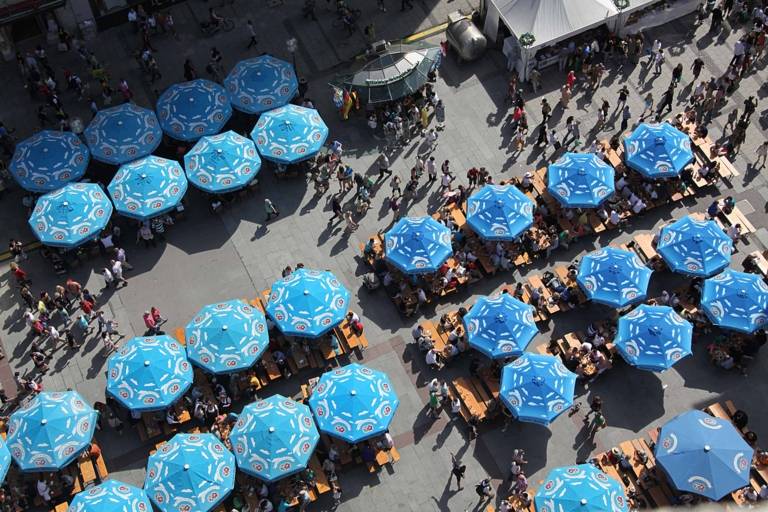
1 1 768 510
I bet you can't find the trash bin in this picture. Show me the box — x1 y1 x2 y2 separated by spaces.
445 11 486 61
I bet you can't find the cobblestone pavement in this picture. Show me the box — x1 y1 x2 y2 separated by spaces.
1 2 768 510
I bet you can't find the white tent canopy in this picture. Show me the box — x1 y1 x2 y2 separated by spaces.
489 0 619 50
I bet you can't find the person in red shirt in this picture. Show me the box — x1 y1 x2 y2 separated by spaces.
143 311 158 335
10 263 30 286
79 298 95 320
566 70 576 90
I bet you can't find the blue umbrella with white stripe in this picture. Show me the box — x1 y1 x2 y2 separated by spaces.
184 131 261 194
384 216 452 274
156 79 232 141
463 294 538 359
536 464 630 512
106 335 193 413
700 268 768 333
624 123 694 179
85 103 162 165
108 155 188 221
265 268 350 338
9 130 89 192
6 391 98 472
547 152 615 208
230 395 319 482
657 215 733 277
309 363 399 443
225 55 298 115
28 182 113 248
0 439 9 484
655 410 753 500
144 433 235 512
500 353 576 425
466 184 534 240
576 247 652 308
69 480 152 512
251 104 328 164
185 299 269 374
614 305 692 371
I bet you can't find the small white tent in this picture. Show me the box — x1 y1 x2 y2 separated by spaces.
484 0 619 79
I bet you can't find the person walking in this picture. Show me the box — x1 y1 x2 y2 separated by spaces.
620 105 631 132
529 68 541 93
656 86 674 116
540 99 551 124
329 197 343 224
475 478 494 505
378 153 392 179
691 57 704 81
640 92 654 120
143 311 159 335
264 198 279 221
450 453 466 489
671 63 683 87
560 85 571 108
653 49 665 75
589 411 607 435
110 260 128 288
583 395 603 421
245 20 258 49
755 141 768 168
615 85 629 112
102 267 114 289
426 156 437 182
389 175 402 197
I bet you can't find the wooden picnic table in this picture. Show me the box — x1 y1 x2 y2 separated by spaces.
78 453 97 486
631 233 658 263
526 275 560 315
453 377 488 420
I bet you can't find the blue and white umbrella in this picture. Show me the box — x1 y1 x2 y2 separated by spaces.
614 305 692 371
144 433 235 512
250 104 328 164
624 123 694 179
108 155 187 221
265 268 350 338
156 79 232 141
28 183 113 248
384 216 453 274
230 395 319 482
185 299 269 374
0 439 9 484
536 464 630 512
6 391 97 472
107 335 193 413
577 247 652 308
657 215 732 277
225 55 298 115
655 410 753 500
85 103 162 165
700 269 768 333
466 184 534 240
547 152 615 208
463 294 538 359
309 363 399 443
184 131 261 194
70 480 152 512
9 130 89 192
500 353 576 425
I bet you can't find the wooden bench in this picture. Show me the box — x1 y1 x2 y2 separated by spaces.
94 450 108 481
173 327 185 346
630 233 658 263
334 319 368 352
453 376 490 420
78 456 97 487
308 454 331 494
54 503 68 512
446 381 472 424
619 440 672 508
720 206 756 237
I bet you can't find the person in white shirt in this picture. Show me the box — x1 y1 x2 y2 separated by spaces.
425 349 442 369
609 210 621 225
727 224 742 242
632 199 646 214
451 397 462 416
